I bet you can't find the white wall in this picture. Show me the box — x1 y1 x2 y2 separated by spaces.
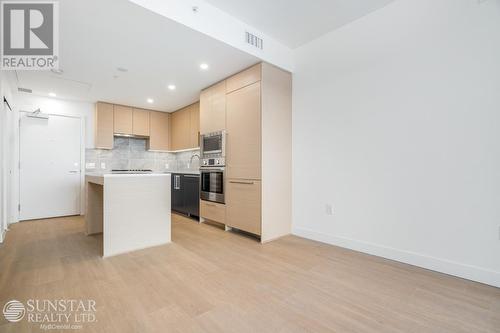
129 0 293 71
0 72 16 241
292 0 500 287
16 94 95 148
10 94 94 223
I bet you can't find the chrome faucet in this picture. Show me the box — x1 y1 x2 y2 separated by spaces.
188 153 200 169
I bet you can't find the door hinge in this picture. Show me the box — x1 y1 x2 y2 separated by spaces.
18 204 20 212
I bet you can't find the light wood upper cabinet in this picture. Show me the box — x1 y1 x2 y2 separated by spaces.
113 105 133 134
149 111 170 151
190 102 200 148
200 81 226 134
170 106 191 151
170 102 200 151
95 102 114 149
226 180 261 235
132 108 150 136
226 81 261 180
226 64 261 94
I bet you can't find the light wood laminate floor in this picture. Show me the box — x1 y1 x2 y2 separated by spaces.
0 214 499 332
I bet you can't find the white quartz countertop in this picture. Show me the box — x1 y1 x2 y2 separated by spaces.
170 171 200 175
86 172 171 178
85 173 171 185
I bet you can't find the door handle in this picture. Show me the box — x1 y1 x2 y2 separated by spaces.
229 180 254 185
68 170 79 174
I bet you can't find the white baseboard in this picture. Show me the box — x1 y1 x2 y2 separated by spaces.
292 226 500 288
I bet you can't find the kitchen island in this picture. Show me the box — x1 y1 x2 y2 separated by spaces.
85 173 171 257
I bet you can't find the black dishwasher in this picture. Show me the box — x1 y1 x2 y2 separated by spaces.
171 173 200 218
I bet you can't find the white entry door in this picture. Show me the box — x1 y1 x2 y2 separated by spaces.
20 114 82 221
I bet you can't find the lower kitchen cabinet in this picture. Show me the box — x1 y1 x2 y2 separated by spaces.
226 179 261 236
200 200 226 224
172 174 200 218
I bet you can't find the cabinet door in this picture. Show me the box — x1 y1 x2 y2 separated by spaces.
200 81 226 134
149 111 170 151
182 174 200 216
95 102 114 149
170 107 190 150
190 102 200 148
132 108 150 136
226 179 261 235
226 81 261 180
171 174 184 213
113 105 133 134
226 64 261 94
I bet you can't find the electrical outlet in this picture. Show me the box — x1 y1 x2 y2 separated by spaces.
100 162 106 169
325 204 333 216
164 163 169 169
85 162 95 169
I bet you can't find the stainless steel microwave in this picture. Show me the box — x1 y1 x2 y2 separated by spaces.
200 130 226 156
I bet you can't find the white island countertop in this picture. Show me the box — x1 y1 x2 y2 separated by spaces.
86 172 172 184
85 173 171 257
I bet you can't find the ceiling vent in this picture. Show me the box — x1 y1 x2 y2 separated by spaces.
18 87 32 93
245 31 263 50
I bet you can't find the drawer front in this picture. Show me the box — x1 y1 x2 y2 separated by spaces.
226 180 261 235
200 200 226 223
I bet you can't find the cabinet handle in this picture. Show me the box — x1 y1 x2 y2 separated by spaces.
229 180 254 185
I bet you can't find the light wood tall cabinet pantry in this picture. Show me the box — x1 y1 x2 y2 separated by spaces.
170 102 200 151
200 81 226 134
226 81 261 180
199 62 292 243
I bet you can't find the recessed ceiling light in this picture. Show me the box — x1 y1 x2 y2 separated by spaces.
49 92 56 97
168 84 176 91
147 98 154 104
200 63 209 70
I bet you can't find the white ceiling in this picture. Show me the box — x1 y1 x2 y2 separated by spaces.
205 0 395 48
14 0 259 112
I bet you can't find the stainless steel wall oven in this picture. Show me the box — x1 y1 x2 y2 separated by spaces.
200 167 225 204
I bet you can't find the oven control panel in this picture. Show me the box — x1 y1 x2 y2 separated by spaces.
201 157 225 167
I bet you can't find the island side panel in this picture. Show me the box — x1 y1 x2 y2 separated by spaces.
103 175 171 257
86 180 104 235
